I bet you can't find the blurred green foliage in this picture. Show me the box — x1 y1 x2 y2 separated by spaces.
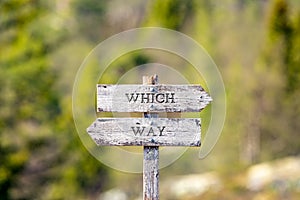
0 0 107 199
0 0 300 199
0 0 58 198
72 0 107 42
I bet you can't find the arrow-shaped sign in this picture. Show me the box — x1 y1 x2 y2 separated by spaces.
97 84 212 112
87 118 201 146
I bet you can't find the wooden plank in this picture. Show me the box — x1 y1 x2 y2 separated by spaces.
97 84 212 112
86 118 201 146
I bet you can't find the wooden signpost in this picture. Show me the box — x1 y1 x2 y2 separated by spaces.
87 75 212 200
97 84 211 112
87 118 201 146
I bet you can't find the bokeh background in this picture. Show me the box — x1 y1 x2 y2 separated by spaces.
1 0 300 199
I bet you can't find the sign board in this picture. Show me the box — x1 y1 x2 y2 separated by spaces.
87 118 201 146
97 84 212 112
86 75 212 200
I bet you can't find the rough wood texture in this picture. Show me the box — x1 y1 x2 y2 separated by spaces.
86 118 201 146
143 75 159 200
86 75 209 200
97 84 212 112
144 146 159 200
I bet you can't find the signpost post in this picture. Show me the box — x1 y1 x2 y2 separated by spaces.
143 75 159 200
87 75 212 200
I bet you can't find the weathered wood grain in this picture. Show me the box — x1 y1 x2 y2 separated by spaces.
97 84 212 112
143 146 159 200
143 75 159 200
86 118 201 146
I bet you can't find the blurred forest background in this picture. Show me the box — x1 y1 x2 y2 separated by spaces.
1 0 300 199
